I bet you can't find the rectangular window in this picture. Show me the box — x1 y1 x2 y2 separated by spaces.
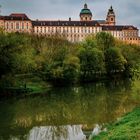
27 23 28 29
44 27 46 33
74 27 76 33
16 22 19 30
6 22 9 29
22 23 24 30
11 23 13 29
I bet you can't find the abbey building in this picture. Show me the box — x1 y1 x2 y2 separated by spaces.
0 3 139 45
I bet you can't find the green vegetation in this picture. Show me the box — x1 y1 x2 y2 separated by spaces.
92 107 140 140
0 30 140 93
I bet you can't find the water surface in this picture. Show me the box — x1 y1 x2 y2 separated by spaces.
0 80 140 140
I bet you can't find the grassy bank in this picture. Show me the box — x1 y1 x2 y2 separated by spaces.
92 107 140 140
0 75 50 98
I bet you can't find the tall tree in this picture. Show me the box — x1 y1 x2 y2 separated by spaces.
105 47 127 74
96 32 115 51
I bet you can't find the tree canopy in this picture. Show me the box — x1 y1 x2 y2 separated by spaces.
0 31 139 86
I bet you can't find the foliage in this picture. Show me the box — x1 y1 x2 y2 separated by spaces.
105 47 127 74
119 44 140 78
0 31 139 87
0 32 36 77
96 32 115 51
43 53 80 85
79 46 105 81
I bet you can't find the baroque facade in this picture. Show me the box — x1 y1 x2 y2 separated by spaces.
0 3 139 45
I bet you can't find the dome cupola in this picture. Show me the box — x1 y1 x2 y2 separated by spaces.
80 3 92 21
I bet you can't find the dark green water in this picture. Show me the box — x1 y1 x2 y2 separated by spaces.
0 80 140 140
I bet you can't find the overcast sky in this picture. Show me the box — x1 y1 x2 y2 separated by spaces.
0 0 140 30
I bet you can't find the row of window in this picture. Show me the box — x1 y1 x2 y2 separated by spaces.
37 33 87 42
121 37 139 41
81 16 92 21
34 26 101 34
5 22 29 30
122 32 138 37
108 31 138 38
34 28 138 40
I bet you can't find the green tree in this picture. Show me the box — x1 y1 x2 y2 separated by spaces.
105 47 127 74
63 56 80 83
79 46 105 81
41 44 80 85
96 32 115 51
0 32 35 77
120 44 140 78
83 35 97 49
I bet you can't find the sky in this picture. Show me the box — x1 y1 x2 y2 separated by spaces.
0 0 140 30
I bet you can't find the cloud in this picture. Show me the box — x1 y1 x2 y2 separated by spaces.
0 0 140 30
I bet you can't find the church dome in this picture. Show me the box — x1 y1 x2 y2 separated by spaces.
80 3 92 16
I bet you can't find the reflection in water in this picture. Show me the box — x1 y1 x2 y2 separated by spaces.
90 124 107 138
27 125 86 140
8 125 86 140
0 80 140 139
92 124 102 136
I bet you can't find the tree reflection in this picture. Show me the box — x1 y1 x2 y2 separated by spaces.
0 80 140 139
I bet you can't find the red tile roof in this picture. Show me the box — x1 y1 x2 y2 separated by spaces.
5 13 31 20
10 13 28 18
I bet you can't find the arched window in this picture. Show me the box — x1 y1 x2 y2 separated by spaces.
111 18 114 21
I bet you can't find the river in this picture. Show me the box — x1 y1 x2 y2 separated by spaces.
0 79 140 140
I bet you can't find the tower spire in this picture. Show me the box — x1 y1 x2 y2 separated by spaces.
84 3 88 9
84 0 87 7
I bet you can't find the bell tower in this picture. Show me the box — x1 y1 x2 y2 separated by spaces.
106 6 116 25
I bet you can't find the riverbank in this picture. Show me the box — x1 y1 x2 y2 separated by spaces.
0 77 132 98
0 78 50 99
92 107 140 140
